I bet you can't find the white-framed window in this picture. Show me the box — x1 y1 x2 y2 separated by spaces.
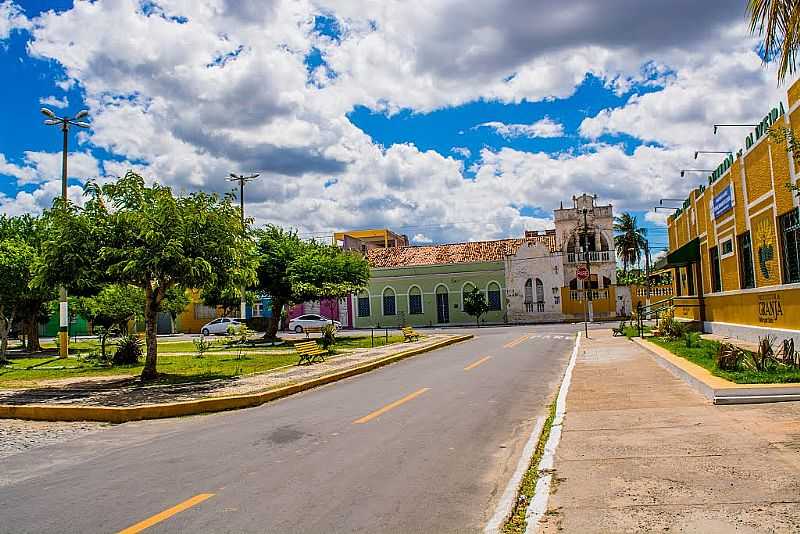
253 302 263 317
720 237 734 258
357 294 371 317
487 282 502 311
408 286 423 315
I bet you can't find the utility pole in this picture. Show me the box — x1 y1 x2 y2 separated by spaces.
41 107 90 358
227 173 260 319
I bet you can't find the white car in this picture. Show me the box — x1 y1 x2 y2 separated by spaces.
288 314 341 333
200 317 243 336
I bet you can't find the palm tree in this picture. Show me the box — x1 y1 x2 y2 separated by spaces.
614 213 647 276
747 0 800 84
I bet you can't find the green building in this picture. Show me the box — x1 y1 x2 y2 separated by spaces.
353 240 511 328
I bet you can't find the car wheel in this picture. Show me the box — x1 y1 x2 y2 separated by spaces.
294 325 303 333
201 328 210 336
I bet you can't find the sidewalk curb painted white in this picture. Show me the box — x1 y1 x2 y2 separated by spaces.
484 332 581 534
484 415 546 534
524 331 582 534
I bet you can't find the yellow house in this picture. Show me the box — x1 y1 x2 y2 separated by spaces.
664 77 800 343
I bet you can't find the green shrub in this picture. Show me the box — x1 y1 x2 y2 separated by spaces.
113 335 143 365
320 323 337 351
684 331 701 348
193 335 212 359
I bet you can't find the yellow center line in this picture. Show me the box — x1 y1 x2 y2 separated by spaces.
117 493 215 534
464 355 492 371
503 334 531 349
353 388 430 424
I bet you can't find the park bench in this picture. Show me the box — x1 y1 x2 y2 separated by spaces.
402 326 421 342
612 321 626 337
295 340 327 365
302 326 324 338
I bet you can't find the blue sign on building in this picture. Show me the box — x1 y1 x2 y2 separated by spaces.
712 184 734 219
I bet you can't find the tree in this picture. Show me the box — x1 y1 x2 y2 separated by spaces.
39 172 257 379
747 0 800 84
0 215 53 353
613 213 647 275
73 285 144 359
0 239 36 362
253 226 369 339
463 286 489 327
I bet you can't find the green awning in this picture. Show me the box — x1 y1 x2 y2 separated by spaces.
665 238 699 267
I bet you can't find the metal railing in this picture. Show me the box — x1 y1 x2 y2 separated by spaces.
569 289 609 301
635 286 673 297
566 250 612 263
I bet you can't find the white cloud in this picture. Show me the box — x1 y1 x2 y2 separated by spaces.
39 95 69 109
451 146 471 158
412 233 432 243
476 117 565 139
0 0 791 245
0 1 29 40
645 210 670 227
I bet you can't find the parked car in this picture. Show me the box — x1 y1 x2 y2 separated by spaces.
288 314 341 333
200 317 243 336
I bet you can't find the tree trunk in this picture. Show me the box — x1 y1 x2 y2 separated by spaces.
141 286 161 380
264 299 285 339
25 319 41 353
0 310 12 364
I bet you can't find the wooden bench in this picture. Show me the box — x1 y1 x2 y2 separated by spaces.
612 321 626 337
300 326 324 338
402 326 421 342
295 341 327 365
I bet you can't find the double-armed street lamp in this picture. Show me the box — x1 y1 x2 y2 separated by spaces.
227 172 260 319
41 106 90 358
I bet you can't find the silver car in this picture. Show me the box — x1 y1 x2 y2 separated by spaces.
288 314 341 333
200 317 242 336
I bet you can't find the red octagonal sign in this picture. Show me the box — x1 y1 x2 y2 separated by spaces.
576 265 590 280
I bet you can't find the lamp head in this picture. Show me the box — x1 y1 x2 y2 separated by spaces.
74 121 91 128
693 151 699 160
713 125 718 135
74 110 89 120
680 170 685 178
43 119 60 126
40 107 56 119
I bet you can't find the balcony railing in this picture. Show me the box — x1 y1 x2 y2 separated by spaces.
635 285 673 297
569 289 610 301
567 250 613 263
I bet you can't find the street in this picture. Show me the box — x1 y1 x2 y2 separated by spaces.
0 324 585 533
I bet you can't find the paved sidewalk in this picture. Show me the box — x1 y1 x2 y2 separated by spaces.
540 330 800 534
0 335 452 407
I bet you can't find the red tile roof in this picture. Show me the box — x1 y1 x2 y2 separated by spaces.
366 235 558 268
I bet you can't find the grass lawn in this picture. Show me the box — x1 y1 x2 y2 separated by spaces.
1 334 410 388
649 336 800 384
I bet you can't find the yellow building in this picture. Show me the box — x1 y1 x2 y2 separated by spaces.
664 78 800 343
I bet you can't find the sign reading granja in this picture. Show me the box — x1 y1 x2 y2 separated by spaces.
758 293 783 324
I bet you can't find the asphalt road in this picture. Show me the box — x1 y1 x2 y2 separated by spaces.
1 324 586 534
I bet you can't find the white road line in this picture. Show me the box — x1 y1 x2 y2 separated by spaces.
524 332 582 533
484 332 581 534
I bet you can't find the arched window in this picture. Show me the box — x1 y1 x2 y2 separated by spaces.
535 278 545 312
599 233 609 251
357 291 371 317
487 282 502 311
524 279 534 312
408 286 423 315
435 285 450 324
382 287 396 316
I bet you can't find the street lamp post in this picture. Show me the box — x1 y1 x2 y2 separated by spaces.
41 107 90 358
226 172 260 319
680 169 714 178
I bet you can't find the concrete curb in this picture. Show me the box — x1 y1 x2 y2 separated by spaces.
632 337 800 404
0 335 473 423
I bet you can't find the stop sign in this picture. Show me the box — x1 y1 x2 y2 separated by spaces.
576 265 589 280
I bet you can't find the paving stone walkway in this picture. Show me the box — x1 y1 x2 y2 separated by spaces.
0 335 452 407
540 330 800 534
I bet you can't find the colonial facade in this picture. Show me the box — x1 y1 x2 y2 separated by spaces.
664 78 800 344
351 194 618 328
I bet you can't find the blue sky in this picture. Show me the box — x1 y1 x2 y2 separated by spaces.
0 1 784 252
